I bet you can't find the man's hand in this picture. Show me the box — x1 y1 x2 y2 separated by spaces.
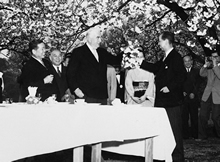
183 92 187 96
44 74 54 84
189 93 195 99
204 57 212 68
74 88 84 98
160 86 170 93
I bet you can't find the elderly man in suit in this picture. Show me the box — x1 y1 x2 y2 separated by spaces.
20 39 56 101
49 49 75 102
182 55 201 139
199 51 220 140
67 26 122 105
137 31 185 162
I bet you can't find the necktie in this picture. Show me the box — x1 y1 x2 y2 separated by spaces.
57 67 61 77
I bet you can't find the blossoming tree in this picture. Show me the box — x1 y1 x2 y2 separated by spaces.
0 0 220 100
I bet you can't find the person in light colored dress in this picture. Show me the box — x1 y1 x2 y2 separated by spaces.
125 48 155 107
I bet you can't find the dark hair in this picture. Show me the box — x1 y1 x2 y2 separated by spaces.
29 39 44 52
160 31 174 44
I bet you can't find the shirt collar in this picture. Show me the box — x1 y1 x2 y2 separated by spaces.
165 47 174 58
86 42 96 52
32 56 44 66
53 64 62 71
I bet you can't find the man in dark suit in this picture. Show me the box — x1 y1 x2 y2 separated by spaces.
182 55 201 139
137 31 185 162
49 49 75 102
20 39 56 101
67 26 122 105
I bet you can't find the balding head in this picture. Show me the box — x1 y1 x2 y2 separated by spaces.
86 26 102 49
50 49 63 66
183 55 193 68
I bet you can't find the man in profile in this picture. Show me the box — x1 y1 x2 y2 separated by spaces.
138 31 185 162
20 39 56 101
67 26 122 105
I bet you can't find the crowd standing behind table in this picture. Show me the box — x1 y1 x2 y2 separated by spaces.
0 103 175 162
0 27 178 162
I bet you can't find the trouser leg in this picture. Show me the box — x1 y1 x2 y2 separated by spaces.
199 95 212 139
189 99 199 138
211 103 220 138
165 106 184 162
182 101 190 139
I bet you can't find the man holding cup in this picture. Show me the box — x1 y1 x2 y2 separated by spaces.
20 39 56 101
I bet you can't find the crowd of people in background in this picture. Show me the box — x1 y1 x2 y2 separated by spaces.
1 26 220 162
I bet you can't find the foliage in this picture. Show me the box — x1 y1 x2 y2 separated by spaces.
0 0 220 100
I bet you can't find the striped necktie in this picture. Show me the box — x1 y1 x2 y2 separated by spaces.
57 67 61 77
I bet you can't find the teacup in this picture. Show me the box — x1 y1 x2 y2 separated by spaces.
75 99 85 105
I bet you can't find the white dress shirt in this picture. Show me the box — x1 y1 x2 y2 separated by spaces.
86 43 99 62
163 47 174 61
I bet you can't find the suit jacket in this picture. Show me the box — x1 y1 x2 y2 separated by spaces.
50 64 68 102
67 44 122 99
183 67 201 101
200 64 220 104
140 49 186 107
20 57 57 101
116 70 125 103
0 78 2 103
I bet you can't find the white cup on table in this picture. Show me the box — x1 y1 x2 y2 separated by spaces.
75 99 85 105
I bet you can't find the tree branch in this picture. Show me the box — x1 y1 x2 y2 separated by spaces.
175 41 204 64
145 10 172 28
117 0 133 12
0 6 13 12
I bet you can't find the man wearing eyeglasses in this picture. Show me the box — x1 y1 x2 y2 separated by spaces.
199 51 220 140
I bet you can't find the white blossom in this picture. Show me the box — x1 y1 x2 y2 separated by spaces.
206 20 214 27
134 26 142 34
197 29 207 36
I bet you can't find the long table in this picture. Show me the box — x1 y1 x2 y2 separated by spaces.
0 103 175 162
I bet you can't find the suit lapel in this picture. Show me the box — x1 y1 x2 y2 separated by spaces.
85 44 99 64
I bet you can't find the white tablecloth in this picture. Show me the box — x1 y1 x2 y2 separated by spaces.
0 103 175 162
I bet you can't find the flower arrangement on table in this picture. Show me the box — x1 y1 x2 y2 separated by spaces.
25 87 41 104
120 42 142 70
25 87 57 104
